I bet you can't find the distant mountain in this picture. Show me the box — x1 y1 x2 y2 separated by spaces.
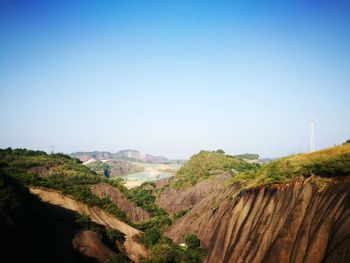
70 149 168 163
70 151 112 162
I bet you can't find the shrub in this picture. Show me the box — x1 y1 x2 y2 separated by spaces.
185 234 201 249
139 227 162 247
106 228 125 243
174 209 190 220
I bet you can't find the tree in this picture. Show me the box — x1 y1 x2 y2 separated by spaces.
185 234 201 249
215 149 225 154
140 227 162 247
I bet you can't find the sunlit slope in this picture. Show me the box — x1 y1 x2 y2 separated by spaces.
229 143 350 189
171 150 258 189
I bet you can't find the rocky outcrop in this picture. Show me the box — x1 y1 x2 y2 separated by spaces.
71 150 168 163
73 231 117 263
154 178 172 189
166 176 350 263
155 173 230 215
90 183 151 222
107 160 143 177
29 187 147 262
85 160 143 177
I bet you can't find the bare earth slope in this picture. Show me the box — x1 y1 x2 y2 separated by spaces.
90 183 151 222
73 231 117 262
155 173 230 215
30 187 147 262
167 176 350 263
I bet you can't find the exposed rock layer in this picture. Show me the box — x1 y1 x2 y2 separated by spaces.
90 183 151 222
155 173 230 215
167 176 350 263
30 187 147 262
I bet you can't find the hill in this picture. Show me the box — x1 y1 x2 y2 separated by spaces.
169 150 258 189
155 150 258 215
85 160 144 178
70 150 169 163
3 144 350 262
229 143 350 189
0 148 205 263
165 144 350 263
0 172 129 263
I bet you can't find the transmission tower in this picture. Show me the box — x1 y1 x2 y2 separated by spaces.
49 145 55 154
309 119 315 152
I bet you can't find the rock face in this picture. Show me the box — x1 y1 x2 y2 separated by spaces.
86 160 143 177
113 150 168 163
30 187 147 262
73 231 117 263
71 150 168 163
155 173 230 215
106 160 142 177
167 176 350 263
90 183 151 222
71 151 113 162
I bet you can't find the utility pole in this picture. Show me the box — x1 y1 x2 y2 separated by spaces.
50 145 55 154
309 119 315 152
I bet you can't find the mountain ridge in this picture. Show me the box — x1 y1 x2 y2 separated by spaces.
70 150 169 163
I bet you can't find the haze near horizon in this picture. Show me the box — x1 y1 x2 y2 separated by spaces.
1 0 349 159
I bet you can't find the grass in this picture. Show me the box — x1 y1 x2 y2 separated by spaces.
228 143 350 189
171 150 259 189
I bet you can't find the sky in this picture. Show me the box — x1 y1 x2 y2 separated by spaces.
0 0 350 159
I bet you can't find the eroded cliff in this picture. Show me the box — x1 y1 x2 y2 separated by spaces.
167 176 350 263
29 187 147 262
155 173 230 215
90 183 151 222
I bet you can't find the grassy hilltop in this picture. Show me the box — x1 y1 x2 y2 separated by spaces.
229 143 350 189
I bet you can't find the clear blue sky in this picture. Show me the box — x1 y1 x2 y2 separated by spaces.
1 0 349 159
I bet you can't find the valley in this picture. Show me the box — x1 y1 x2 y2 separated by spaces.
121 162 181 189
1 143 350 262
73 150 183 188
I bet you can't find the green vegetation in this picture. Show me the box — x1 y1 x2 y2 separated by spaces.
309 177 333 192
172 150 259 189
0 148 131 223
0 170 130 262
0 171 29 218
139 226 163 247
234 153 259 160
126 186 167 216
126 182 204 262
0 148 93 177
0 148 206 262
185 234 201 249
141 240 205 263
228 144 350 189
174 208 191 220
137 217 204 262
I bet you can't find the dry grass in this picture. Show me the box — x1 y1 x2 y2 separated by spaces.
228 144 350 189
